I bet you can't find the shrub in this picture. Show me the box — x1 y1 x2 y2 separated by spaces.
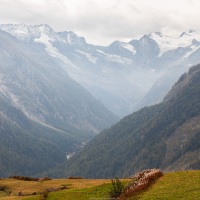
9 176 39 181
0 186 7 191
0 185 11 195
40 191 49 200
108 178 124 199
67 176 83 179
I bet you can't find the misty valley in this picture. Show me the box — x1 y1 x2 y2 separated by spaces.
1 24 200 200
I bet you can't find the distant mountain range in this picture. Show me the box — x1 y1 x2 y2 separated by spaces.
1 24 200 117
64 64 200 178
0 29 118 177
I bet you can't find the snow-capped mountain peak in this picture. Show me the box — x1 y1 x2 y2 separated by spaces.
57 31 87 48
147 30 200 56
0 23 58 41
180 29 196 37
33 24 54 35
148 32 169 38
1 23 200 117
0 23 31 40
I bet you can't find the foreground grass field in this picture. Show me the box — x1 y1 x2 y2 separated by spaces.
129 170 200 200
0 178 123 200
0 170 200 200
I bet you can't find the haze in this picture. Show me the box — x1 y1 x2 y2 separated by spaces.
1 0 200 45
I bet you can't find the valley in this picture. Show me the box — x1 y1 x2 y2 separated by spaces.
64 64 200 178
1 1 200 199
0 23 200 184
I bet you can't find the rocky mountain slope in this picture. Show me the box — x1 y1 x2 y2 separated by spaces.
1 24 200 116
0 30 118 177
64 64 200 178
0 30 118 133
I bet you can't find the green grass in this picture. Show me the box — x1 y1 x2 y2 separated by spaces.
129 170 200 200
47 183 112 200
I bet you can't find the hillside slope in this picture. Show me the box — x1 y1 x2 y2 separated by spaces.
129 171 200 200
0 30 118 177
0 98 78 177
0 30 118 134
64 64 200 178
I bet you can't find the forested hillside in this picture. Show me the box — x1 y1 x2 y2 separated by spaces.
0 96 80 177
64 64 200 178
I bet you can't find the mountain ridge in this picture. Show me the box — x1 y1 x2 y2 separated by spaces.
2 24 200 116
0 29 118 177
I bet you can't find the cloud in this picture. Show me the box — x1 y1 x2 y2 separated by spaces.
0 0 200 45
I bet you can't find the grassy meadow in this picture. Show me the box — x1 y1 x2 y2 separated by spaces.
129 170 200 200
0 171 200 200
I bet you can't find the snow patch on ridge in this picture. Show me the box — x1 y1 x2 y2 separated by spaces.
96 50 132 64
149 31 200 56
76 50 97 64
34 30 78 69
183 45 200 58
122 43 136 55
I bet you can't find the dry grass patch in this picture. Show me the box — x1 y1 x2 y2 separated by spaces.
0 178 111 199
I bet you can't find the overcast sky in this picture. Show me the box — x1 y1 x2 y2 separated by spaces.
1 0 200 45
